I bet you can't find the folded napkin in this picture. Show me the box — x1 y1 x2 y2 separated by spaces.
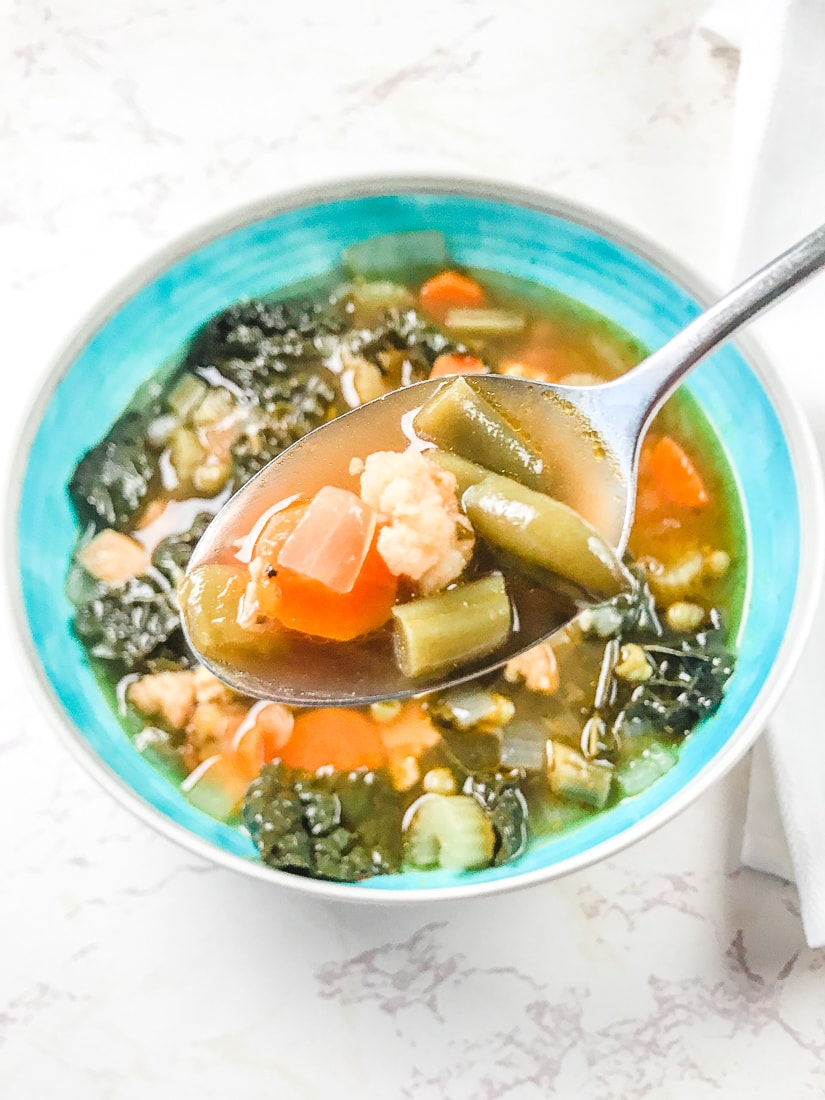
701 0 825 946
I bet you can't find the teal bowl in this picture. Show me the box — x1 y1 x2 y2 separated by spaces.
10 177 824 902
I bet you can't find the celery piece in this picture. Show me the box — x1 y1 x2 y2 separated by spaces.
404 794 495 871
547 741 613 809
392 572 512 678
168 373 208 420
462 473 628 598
179 564 282 659
444 308 526 337
615 740 677 798
414 377 548 493
349 280 415 312
342 231 449 280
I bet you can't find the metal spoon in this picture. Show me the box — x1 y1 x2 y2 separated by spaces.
185 222 825 705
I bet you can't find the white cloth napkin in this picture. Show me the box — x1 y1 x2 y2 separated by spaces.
701 0 825 946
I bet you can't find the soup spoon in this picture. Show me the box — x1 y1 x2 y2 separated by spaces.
185 222 825 705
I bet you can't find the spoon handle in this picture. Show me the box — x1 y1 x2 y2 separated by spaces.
612 220 825 433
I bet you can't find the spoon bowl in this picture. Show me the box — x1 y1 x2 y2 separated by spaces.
185 373 628 705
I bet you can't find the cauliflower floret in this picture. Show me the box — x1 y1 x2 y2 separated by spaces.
127 670 197 730
504 643 560 694
358 450 474 595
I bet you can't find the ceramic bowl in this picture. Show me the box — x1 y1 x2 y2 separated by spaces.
10 176 824 901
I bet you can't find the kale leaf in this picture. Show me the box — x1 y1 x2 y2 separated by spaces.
465 771 529 866
345 307 458 381
69 412 158 531
230 373 337 483
73 575 183 671
620 622 736 738
185 296 346 390
243 762 403 881
151 512 214 584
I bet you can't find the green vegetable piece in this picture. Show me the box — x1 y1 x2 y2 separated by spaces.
151 513 214 584
243 763 402 881
547 741 613 809
392 572 512 679
168 373 208 420
620 629 735 738
404 794 495 871
424 450 491 496
179 563 283 661
443 308 527 337
414 377 547 493
168 427 206 484
462 473 628 598
73 575 182 670
615 740 677 798
467 774 529 865
349 280 415 313
69 411 159 531
342 231 449 280
230 374 338 484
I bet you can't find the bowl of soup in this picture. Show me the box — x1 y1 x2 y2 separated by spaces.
10 176 823 900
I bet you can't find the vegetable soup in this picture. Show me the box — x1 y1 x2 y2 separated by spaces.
66 230 744 881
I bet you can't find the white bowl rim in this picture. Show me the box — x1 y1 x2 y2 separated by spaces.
8 171 825 904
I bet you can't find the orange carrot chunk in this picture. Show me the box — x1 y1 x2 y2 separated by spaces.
279 708 388 772
250 497 398 642
271 540 398 640
649 436 709 509
420 270 485 317
429 353 487 379
278 486 377 594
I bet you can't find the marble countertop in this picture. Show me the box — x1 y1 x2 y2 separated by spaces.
3 1 824 1096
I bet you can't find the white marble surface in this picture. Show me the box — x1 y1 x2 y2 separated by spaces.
3 1 824 1096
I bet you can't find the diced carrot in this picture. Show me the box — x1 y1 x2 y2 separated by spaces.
377 702 442 756
269 539 398 640
429 353 487 379
419 270 485 318
234 702 294 773
250 498 398 641
277 486 377 594
279 708 388 772
648 436 709 509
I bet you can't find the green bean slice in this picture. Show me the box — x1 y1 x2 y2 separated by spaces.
414 377 548 493
443 308 526 337
392 572 512 678
462 473 628 598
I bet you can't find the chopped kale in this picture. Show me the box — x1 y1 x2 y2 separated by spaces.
151 512 214 584
230 373 337 483
345 307 458 381
465 771 529 865
185 296 345 386
73 575 183 671
619 620 736 738
68 412 159 531
243 763 403 881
